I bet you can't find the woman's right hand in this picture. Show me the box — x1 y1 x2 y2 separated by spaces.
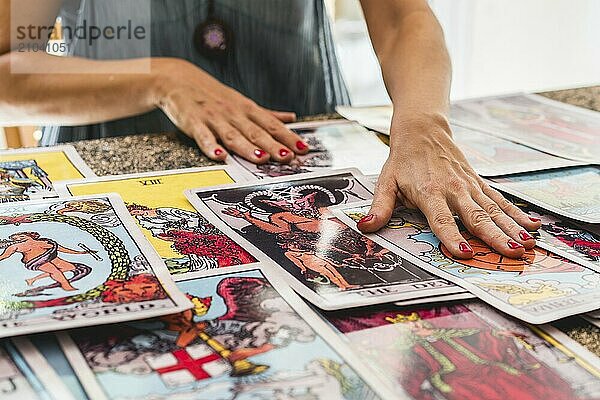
150 58 310 163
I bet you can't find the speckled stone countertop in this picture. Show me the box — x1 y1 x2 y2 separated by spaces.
71 86 600 354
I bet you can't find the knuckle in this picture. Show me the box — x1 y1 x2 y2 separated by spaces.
246 128 267 143
483 203 504 219
446 177 466 193
219 129 239 144
417 181 442 196
431 212 455 228
468 209 491 228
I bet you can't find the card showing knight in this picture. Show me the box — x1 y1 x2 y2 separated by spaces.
56 167 258 276
58 266 398 400
0 194 190 337
324 301 600 400
185 170 464 310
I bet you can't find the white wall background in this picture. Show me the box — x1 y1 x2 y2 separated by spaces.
334 0 600 105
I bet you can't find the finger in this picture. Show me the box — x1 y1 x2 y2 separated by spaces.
451 196 526 258
357 175 397 233
208 120 270 164
418 198 472 259
269 110 297 123
481 183 543 231
249 110 310 155
471 189 536 249
174 118 228 161
230 117 294 163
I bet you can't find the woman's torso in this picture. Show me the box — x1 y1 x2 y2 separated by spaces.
43 0 349 144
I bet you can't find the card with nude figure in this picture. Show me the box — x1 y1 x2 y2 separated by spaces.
55 167 258 276
0 145 95 203
1 338 74 400
0 194 190 337
450 93 600 163
58 266 399 400
185 170 464 310
489 166 600 223
323 301 600 400
332 200 600 324
227 121 389 178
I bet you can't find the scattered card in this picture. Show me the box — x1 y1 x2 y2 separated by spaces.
451 93 600 163
394 292 475 307
490 166 600 223
324 301 600 399
58 266 399 400
453 124 583 176
332 200 600 324
185 170 466 310
55 167 259 276
227 121 389 178
0 194 190 337
0 145 95 203
515 200 600 273
336 105 393 135
1 338 74 400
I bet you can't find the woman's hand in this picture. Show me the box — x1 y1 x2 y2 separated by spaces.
357 113 542 259
151 58 310 163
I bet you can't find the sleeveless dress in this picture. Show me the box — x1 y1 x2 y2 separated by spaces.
42 0 350 145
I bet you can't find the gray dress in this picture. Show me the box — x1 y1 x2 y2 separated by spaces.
42 0 350 145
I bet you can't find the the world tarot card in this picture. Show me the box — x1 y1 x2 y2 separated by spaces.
0 194 190 337
185 170 464 310
55 167 258 276
450 93 600 163
0 145 95 203
1 338 74 400
324 301 600 400
228 121 389 178
58 266 400 400
332 201 600 324
489 166 600 223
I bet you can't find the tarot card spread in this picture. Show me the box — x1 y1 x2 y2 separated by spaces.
324 302 600 400
185 170 463 310
490 166 600 223
450 93 600 163
58 267 397 400
228 121 389 178
1 338 73 400
56 167 258 276
0 195 190 337
0 145 95 203
333 201 600 324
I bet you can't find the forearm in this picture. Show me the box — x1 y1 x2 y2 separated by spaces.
362 1 451 128
0 51 171 126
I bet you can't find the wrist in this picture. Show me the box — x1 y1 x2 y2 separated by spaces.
148 57 190 109
391 111 451 137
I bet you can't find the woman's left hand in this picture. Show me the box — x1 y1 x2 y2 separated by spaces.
357 113 542 259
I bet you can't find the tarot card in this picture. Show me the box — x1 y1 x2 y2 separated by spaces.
514 200 600 273
185 170 465 310
336 105 393 135
453 124 583 176
227 121 389 178
394 292 475 307
451 93 600 163
58 266 400 400
55 167 259 276
332 200 600 324
1 338 74 400
0 145 95 203
323 301 600 400
0 194 190 337
489 166 600 223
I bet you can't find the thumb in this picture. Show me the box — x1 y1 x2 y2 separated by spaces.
357 178 397 233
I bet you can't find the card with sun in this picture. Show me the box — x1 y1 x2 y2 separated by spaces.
332 200 600 324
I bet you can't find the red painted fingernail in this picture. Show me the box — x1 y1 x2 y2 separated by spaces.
459 242 473 253
279 148 290 157
519 230 534 241
507 239 524 249
358 214 374 224
296 141 308 151
214 148 224 156
529 217 541 222
254 149 267 158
